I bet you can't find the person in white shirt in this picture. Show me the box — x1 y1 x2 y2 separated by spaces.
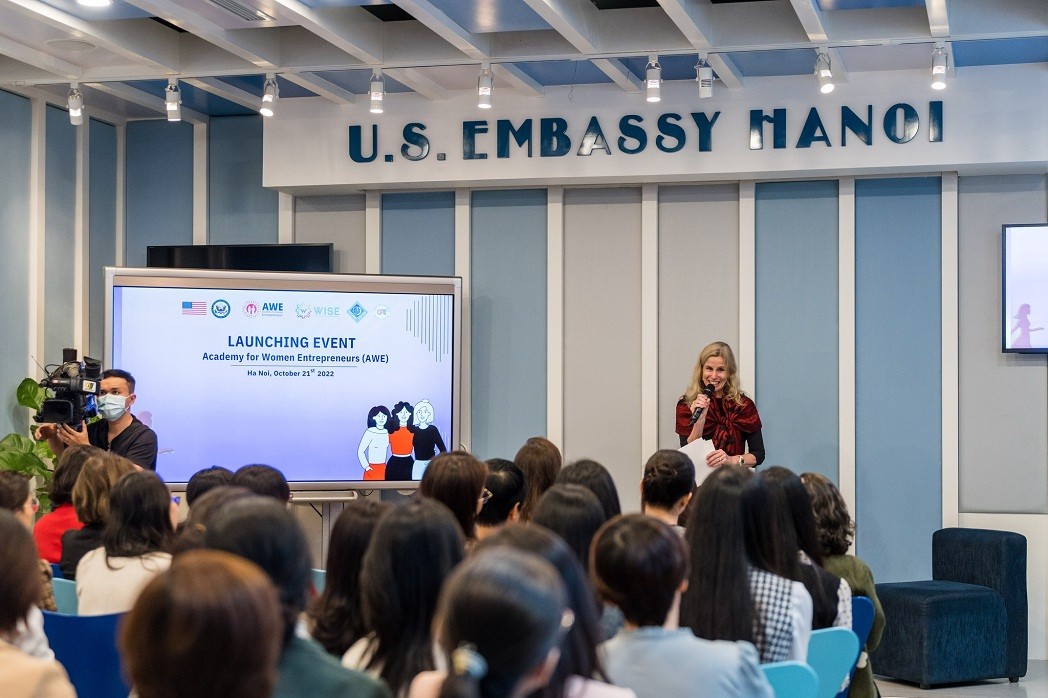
76 471 176 615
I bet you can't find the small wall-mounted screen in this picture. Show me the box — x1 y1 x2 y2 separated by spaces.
1003 224 1048 354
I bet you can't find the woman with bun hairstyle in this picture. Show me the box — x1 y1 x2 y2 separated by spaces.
675 342 764 468
407 549 569 698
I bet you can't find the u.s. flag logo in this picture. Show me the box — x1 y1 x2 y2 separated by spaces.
182 301 207 316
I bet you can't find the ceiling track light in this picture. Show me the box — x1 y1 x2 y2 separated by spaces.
696 54 713 99
67 83 83 126
931 45 948 90
165 78 182 122
478 63 493 109
260 74 278 117
815 52 834 94
645 54 662 103
369 69 385 114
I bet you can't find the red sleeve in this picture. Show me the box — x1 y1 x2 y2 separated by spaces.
675 399 692 437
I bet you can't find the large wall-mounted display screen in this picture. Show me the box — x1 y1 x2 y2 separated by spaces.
106 268 461 488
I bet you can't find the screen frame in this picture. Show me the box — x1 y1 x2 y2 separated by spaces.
104 266 462 489
1001 223 1048 355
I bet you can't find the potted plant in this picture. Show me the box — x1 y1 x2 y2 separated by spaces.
0 378 55 509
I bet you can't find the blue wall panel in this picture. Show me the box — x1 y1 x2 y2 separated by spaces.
0 90 32 437
44 105 77 363
755 180 839 481
380 192 455 276
125 120 193 266
208 116 277 244
89 119 117 359
855 176 941 583
470 189 547 460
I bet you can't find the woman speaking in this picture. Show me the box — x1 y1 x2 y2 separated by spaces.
675 341 765 468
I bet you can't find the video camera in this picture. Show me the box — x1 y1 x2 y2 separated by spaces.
35 348 101 427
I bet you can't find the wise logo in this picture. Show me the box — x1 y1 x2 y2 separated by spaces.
243 301 260 318
261 302 284 317
211 300 231 319
313 305 340 317
295 303 312 319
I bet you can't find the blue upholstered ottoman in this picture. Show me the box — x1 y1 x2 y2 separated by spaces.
871 580 1007 689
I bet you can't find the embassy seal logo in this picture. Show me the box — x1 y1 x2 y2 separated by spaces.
374 305 390 320
211 299 231 319
295 303 312 319
348 303 367 322
242 301 260 318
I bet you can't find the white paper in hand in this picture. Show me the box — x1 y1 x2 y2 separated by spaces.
678 438 717 485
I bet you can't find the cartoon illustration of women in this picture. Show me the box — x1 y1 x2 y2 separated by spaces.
1012 303 1044 349
411 399 447 480
357 406 392 481
386 401 415 482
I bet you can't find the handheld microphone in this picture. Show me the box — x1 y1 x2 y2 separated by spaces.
689 383 716 428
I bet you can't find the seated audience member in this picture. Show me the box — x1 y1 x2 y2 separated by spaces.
639 450 696 533
761 467 851 630
531 483 624 642
557 459 622 521
514 437 562 521
77 471 176 615
186 466 234 506
680 466 812 664
593 515 772 698
407 549 571 698
418 451 489 542
477 524 618 698
309 499 392 657
121 549 284 698
172 486 259 554
0 511 75 697
204 498 390 698
0 472 55 612
231 464 291 504
60 452 137 579
344 500 465 697
38 368 159 470
33 444 99 563
475 459 526 541
530 484 606 575
802 473 885 698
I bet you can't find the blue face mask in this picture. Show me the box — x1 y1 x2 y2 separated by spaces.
98 394 128 421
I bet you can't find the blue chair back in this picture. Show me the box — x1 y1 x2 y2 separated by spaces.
762 661 819 698
834 596 875 698
42 610 129 698
50 562 63 579
312 567 326 594
52 578 78 615
807 627 860 698
851 596 875 647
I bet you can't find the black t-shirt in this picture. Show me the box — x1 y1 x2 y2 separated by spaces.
87 415 158 471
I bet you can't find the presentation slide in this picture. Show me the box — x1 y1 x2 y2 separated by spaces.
111 282 455 484
1003 225 1048 352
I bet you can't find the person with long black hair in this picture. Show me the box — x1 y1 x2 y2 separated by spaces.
309 499 392 656
343 500 465 697
760 467 851 630
76 471 176 615
680 466 812 664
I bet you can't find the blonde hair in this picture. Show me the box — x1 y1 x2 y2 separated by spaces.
683 341 744 406
72 453 138 525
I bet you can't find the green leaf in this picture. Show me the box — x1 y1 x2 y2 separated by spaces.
0 450 51 479
0 433 36 454
33 438 55 461
16 378 44 411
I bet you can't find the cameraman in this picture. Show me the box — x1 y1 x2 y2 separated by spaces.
36 369 158 471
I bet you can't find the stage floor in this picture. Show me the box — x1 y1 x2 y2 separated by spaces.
876 660 1047 697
